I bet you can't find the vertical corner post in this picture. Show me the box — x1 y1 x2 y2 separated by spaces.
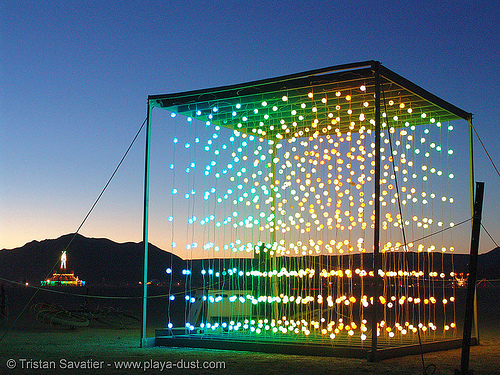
141 100 152 348
467 117 479 344
369 61 382 362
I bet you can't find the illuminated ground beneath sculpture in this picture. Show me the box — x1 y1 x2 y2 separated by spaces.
155 330 474 360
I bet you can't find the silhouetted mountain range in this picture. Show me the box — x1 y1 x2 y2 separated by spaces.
0 234 499 286
0 234 184 286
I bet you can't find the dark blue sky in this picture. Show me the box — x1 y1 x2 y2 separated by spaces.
1 0 498 254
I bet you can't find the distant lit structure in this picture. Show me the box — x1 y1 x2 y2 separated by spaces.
41 250 85 287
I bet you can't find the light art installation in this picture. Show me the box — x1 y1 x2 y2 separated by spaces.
144 61 474 359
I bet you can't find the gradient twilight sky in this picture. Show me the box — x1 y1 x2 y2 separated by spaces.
1 0 499 256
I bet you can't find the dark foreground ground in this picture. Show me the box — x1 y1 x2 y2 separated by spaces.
0 285 499 375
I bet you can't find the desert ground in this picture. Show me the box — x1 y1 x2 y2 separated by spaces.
1 285 499 375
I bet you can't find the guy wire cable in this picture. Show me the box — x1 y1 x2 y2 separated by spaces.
0 117 146 343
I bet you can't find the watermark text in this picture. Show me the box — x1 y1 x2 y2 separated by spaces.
6 358 226 371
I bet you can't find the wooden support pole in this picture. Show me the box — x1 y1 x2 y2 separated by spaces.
458 181 484 375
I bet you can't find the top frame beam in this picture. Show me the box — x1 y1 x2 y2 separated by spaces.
378 65 472 122
149 60 376 105
149 61 472 128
